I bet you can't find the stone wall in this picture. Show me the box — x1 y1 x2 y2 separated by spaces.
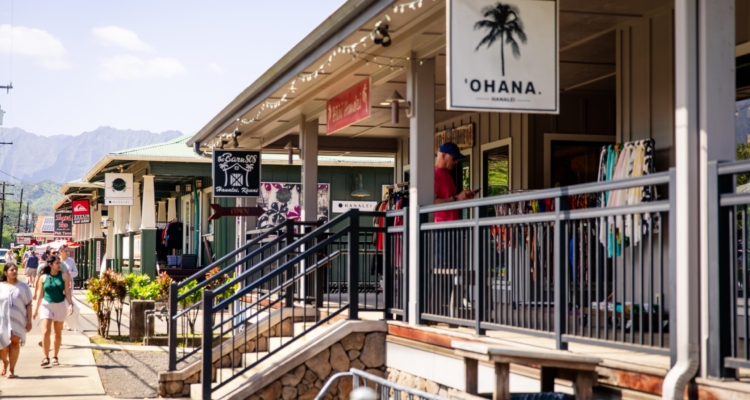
158 317 296 397
386 368 452 399
249 332 386 400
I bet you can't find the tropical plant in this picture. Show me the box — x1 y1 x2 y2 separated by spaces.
205 266 239 301
86 270 125 338
154 271 174 302
178 280 203 335
474 2 527 76
738 142 750 187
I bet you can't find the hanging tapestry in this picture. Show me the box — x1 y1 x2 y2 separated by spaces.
256 182 330 229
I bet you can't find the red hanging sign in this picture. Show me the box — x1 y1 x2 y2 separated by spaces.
72 199 91 224
326 78 371 135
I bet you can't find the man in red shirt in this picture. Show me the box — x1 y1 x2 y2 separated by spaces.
434 142 475 222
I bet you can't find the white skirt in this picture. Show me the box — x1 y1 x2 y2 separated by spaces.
39 299 68 322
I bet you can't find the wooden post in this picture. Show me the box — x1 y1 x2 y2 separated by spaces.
464 357 478 395
493 362 510 400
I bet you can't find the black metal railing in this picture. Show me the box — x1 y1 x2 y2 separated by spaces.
414 172 672 354
198 210 382 399
385 208 408 317
711 159 750 379
167 220 320 371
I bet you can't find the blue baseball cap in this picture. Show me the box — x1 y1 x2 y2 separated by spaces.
438 142 466 160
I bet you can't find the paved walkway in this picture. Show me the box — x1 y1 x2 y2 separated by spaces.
0 284 111 399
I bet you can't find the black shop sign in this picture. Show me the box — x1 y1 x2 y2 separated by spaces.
212 150 261 198
54 212 73 237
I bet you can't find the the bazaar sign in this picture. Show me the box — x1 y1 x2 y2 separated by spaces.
212 149 261 198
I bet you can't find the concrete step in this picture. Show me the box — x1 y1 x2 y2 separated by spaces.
191 322 335 399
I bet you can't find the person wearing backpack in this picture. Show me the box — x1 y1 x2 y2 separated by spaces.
24 246 39 287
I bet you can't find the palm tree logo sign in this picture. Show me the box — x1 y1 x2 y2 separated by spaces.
474 3 527 77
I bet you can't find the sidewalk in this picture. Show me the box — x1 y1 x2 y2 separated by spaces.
0 285 110 399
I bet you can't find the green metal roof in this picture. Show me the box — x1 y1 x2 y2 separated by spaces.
113 134 201 158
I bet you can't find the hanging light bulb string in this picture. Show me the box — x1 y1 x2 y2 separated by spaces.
205 0 435 150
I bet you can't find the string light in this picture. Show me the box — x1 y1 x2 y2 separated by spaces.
206 0 435 150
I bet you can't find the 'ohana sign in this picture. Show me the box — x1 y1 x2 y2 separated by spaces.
447 0 558 113
212 149 262 198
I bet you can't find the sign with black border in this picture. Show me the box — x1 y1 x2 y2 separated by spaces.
212 150 261 198
447 0 559 113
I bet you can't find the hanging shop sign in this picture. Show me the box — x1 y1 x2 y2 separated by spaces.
447 0 558 113
208 203 265 220
105 173 134 206
212 149 262 198
95 241 102 271
54 212 73 237
435 124 474 153
72 199 91 224
332 200 378 213
16 236 30 245
326 78 371 135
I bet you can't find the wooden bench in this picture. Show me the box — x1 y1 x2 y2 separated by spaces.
452 341 601 400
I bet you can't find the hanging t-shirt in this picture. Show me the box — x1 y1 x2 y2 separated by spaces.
434 167 459 222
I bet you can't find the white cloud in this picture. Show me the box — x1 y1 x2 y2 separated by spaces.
92 26 155 53
208 62 222 75
99 55 187 80
0 24 71 69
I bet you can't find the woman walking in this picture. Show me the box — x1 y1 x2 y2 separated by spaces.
0 264 33 378
32 255 72 367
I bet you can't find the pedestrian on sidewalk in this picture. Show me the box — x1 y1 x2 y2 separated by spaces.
24 246 39 288
32 255 72 367
4 249 16 266
0 264 33 378
59 244 78 290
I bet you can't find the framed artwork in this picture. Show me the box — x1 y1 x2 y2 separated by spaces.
257 182 330 229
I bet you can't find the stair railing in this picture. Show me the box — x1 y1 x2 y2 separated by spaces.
198 209 381 399
167 219 319 371
316 368 447 400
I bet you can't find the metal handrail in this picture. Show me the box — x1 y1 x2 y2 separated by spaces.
315 368 447 400
420 171 670 213
200 209 379 397
176 222 283 291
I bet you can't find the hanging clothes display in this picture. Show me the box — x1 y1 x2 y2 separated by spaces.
596 139 657 257
370 186 409 277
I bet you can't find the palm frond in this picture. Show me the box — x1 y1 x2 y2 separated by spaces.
507 36 521 59
474 19 495 30
476 31 499 51
506 21 527 44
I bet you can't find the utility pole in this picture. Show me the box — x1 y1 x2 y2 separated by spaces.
1 183 6 247
24 202 29 232
0 183 16 247
16 188 22 233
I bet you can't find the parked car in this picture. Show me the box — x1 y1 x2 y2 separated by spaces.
0 248 9 265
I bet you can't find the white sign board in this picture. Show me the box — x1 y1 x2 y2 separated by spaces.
105 173 134 206
447 0 558 113
332 200 377 213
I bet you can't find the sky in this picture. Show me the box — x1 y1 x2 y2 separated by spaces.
0 0 346 137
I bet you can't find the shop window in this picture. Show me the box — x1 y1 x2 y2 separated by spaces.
484 148 509 197
483 144 509 217
550 141 610 187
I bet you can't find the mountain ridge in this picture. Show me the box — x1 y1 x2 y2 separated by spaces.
0 126 183 184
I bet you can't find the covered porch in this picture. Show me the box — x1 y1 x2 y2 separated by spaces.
184 0 746 397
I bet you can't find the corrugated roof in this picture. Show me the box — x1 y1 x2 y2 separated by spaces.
114 134 201 158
